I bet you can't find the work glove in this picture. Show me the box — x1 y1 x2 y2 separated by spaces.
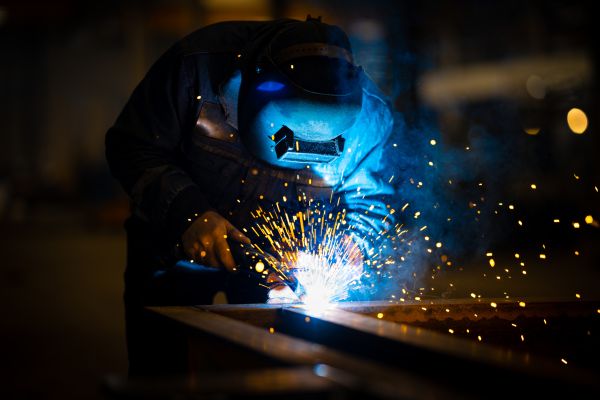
182 210 250 271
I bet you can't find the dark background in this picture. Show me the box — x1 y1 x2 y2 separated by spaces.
0 0 598 398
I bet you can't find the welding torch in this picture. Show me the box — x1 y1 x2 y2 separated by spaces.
175 239 304 296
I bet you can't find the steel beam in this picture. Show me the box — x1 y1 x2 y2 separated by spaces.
149 299 599 398
148 306 463 399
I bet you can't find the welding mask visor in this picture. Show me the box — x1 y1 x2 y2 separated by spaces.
239 25 363 169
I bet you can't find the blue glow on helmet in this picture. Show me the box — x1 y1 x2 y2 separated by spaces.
257 81 285 92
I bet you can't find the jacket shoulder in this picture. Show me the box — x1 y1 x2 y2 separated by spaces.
360 72 394 140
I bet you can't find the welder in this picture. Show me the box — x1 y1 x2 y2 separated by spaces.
106 16 396 376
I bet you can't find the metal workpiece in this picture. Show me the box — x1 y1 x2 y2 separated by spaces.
331 298 598 322
333 298 600 373
275 303 598 396
149 299 599 399
148 306 462 400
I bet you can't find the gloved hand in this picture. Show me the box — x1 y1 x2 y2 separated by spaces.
182 210 250 271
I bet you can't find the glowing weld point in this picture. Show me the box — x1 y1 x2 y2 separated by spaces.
302 295 334 314
294 251 362 313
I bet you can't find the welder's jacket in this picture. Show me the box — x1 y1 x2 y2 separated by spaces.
106 20 396 289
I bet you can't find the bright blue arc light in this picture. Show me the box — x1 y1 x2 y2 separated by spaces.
257 81 285 92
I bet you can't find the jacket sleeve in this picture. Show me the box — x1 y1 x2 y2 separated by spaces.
106 47 210 242
334 97 397 258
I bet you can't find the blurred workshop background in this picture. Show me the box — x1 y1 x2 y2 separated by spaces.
0 0 598 398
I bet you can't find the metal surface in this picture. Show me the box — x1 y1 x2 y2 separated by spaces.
276 304 598 397
149 299 600 398
148 306 461 400
103 367 337 399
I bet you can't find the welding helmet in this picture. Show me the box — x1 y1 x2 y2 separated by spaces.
238 17 363 169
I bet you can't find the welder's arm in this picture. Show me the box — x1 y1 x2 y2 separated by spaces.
106 49 207 245
335 134 396 257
